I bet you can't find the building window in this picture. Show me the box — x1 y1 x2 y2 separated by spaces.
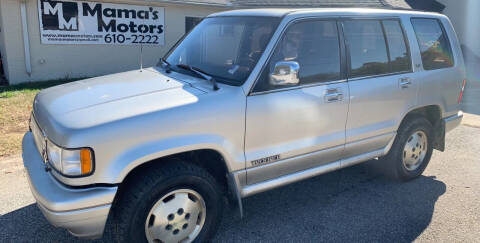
185 17 203 33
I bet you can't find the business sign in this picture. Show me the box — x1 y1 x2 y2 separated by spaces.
38 0 165 45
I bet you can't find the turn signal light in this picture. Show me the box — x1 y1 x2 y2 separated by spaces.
80 148 93 174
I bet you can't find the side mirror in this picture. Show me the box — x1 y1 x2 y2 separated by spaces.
269 61 300 86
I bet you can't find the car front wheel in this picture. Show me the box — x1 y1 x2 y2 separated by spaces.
110 161 224 243
145 188 206 242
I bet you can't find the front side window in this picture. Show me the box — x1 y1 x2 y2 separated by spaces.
253 20 341 92
165 17 280 86
411 18 454 70
343 20 390 78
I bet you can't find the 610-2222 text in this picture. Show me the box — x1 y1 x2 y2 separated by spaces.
104 33 160 44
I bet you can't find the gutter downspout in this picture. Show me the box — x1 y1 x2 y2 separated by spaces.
20 0 32 76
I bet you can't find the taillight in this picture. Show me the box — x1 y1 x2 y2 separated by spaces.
458 79 466 104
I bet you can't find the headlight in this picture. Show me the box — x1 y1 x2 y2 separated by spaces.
47 140 94 176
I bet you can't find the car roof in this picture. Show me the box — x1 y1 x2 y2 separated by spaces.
208 8 445 19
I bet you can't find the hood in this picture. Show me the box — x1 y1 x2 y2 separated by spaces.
35 68 207 115
33 67 208 132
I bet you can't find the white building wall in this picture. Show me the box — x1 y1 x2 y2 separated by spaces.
438 0 480 58
1 0 224 84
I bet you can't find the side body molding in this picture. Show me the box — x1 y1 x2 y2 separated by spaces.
232 134 397 199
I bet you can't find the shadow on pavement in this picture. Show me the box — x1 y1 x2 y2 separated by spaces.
0 203 94 242
214 163 446 242
0 163 446 242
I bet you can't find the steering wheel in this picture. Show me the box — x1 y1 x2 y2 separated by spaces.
248 50 263 63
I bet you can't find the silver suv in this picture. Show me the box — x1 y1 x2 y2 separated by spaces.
23 8 465 242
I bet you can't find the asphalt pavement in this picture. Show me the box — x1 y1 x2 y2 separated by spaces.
0 122 479 242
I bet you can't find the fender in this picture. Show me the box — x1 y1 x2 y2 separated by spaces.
395 104 446 152
395 103 445 130
107 134 245 184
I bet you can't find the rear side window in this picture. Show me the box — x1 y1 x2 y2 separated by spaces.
411 18 454 70
383 20 411 72
343 20 390 77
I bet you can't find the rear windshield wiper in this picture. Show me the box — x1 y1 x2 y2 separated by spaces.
176 64 219 91
159 58 172 73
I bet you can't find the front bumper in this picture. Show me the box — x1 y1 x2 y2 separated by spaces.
22 132 118 239
444 111 463 133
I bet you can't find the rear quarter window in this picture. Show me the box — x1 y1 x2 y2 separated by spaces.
411 18 454 70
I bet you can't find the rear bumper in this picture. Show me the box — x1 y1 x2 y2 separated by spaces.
444 111 463 133
22 132 118 239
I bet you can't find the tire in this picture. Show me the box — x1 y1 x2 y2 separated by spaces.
379 116 434 181
110 160 224 243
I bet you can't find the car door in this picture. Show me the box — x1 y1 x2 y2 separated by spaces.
342 19 417 158
244 19 349 185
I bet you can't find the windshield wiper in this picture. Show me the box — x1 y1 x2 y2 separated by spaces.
159 58 172 73
176 64 219 91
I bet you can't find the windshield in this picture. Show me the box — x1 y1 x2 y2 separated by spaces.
163 16 280 86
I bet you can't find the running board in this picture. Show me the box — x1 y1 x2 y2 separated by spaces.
240 148 384 198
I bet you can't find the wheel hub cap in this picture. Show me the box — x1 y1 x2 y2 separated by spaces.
145 189 206 243
402 130 428 171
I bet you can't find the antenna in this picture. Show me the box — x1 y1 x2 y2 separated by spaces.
139 42 143 72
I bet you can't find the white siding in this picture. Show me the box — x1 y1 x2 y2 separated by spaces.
1 0 224 84
438 0 480 58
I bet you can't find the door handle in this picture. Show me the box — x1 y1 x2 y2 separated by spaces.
399 77 412 88
325 88 343 102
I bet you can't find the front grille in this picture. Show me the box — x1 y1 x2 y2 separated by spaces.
30 114 46 162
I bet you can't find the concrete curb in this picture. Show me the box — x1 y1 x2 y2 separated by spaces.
462 113 480 129
0 154 23 174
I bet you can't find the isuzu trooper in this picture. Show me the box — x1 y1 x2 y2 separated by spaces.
23 8 465 242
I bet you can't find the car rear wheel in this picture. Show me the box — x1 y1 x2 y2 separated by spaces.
402 130 428 172
110 161 223 243
379 116 434 181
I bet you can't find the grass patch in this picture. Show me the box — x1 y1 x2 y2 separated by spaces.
0 79 77 98
0 79 81 158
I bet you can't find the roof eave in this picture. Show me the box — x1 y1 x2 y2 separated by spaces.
142 0 232 8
